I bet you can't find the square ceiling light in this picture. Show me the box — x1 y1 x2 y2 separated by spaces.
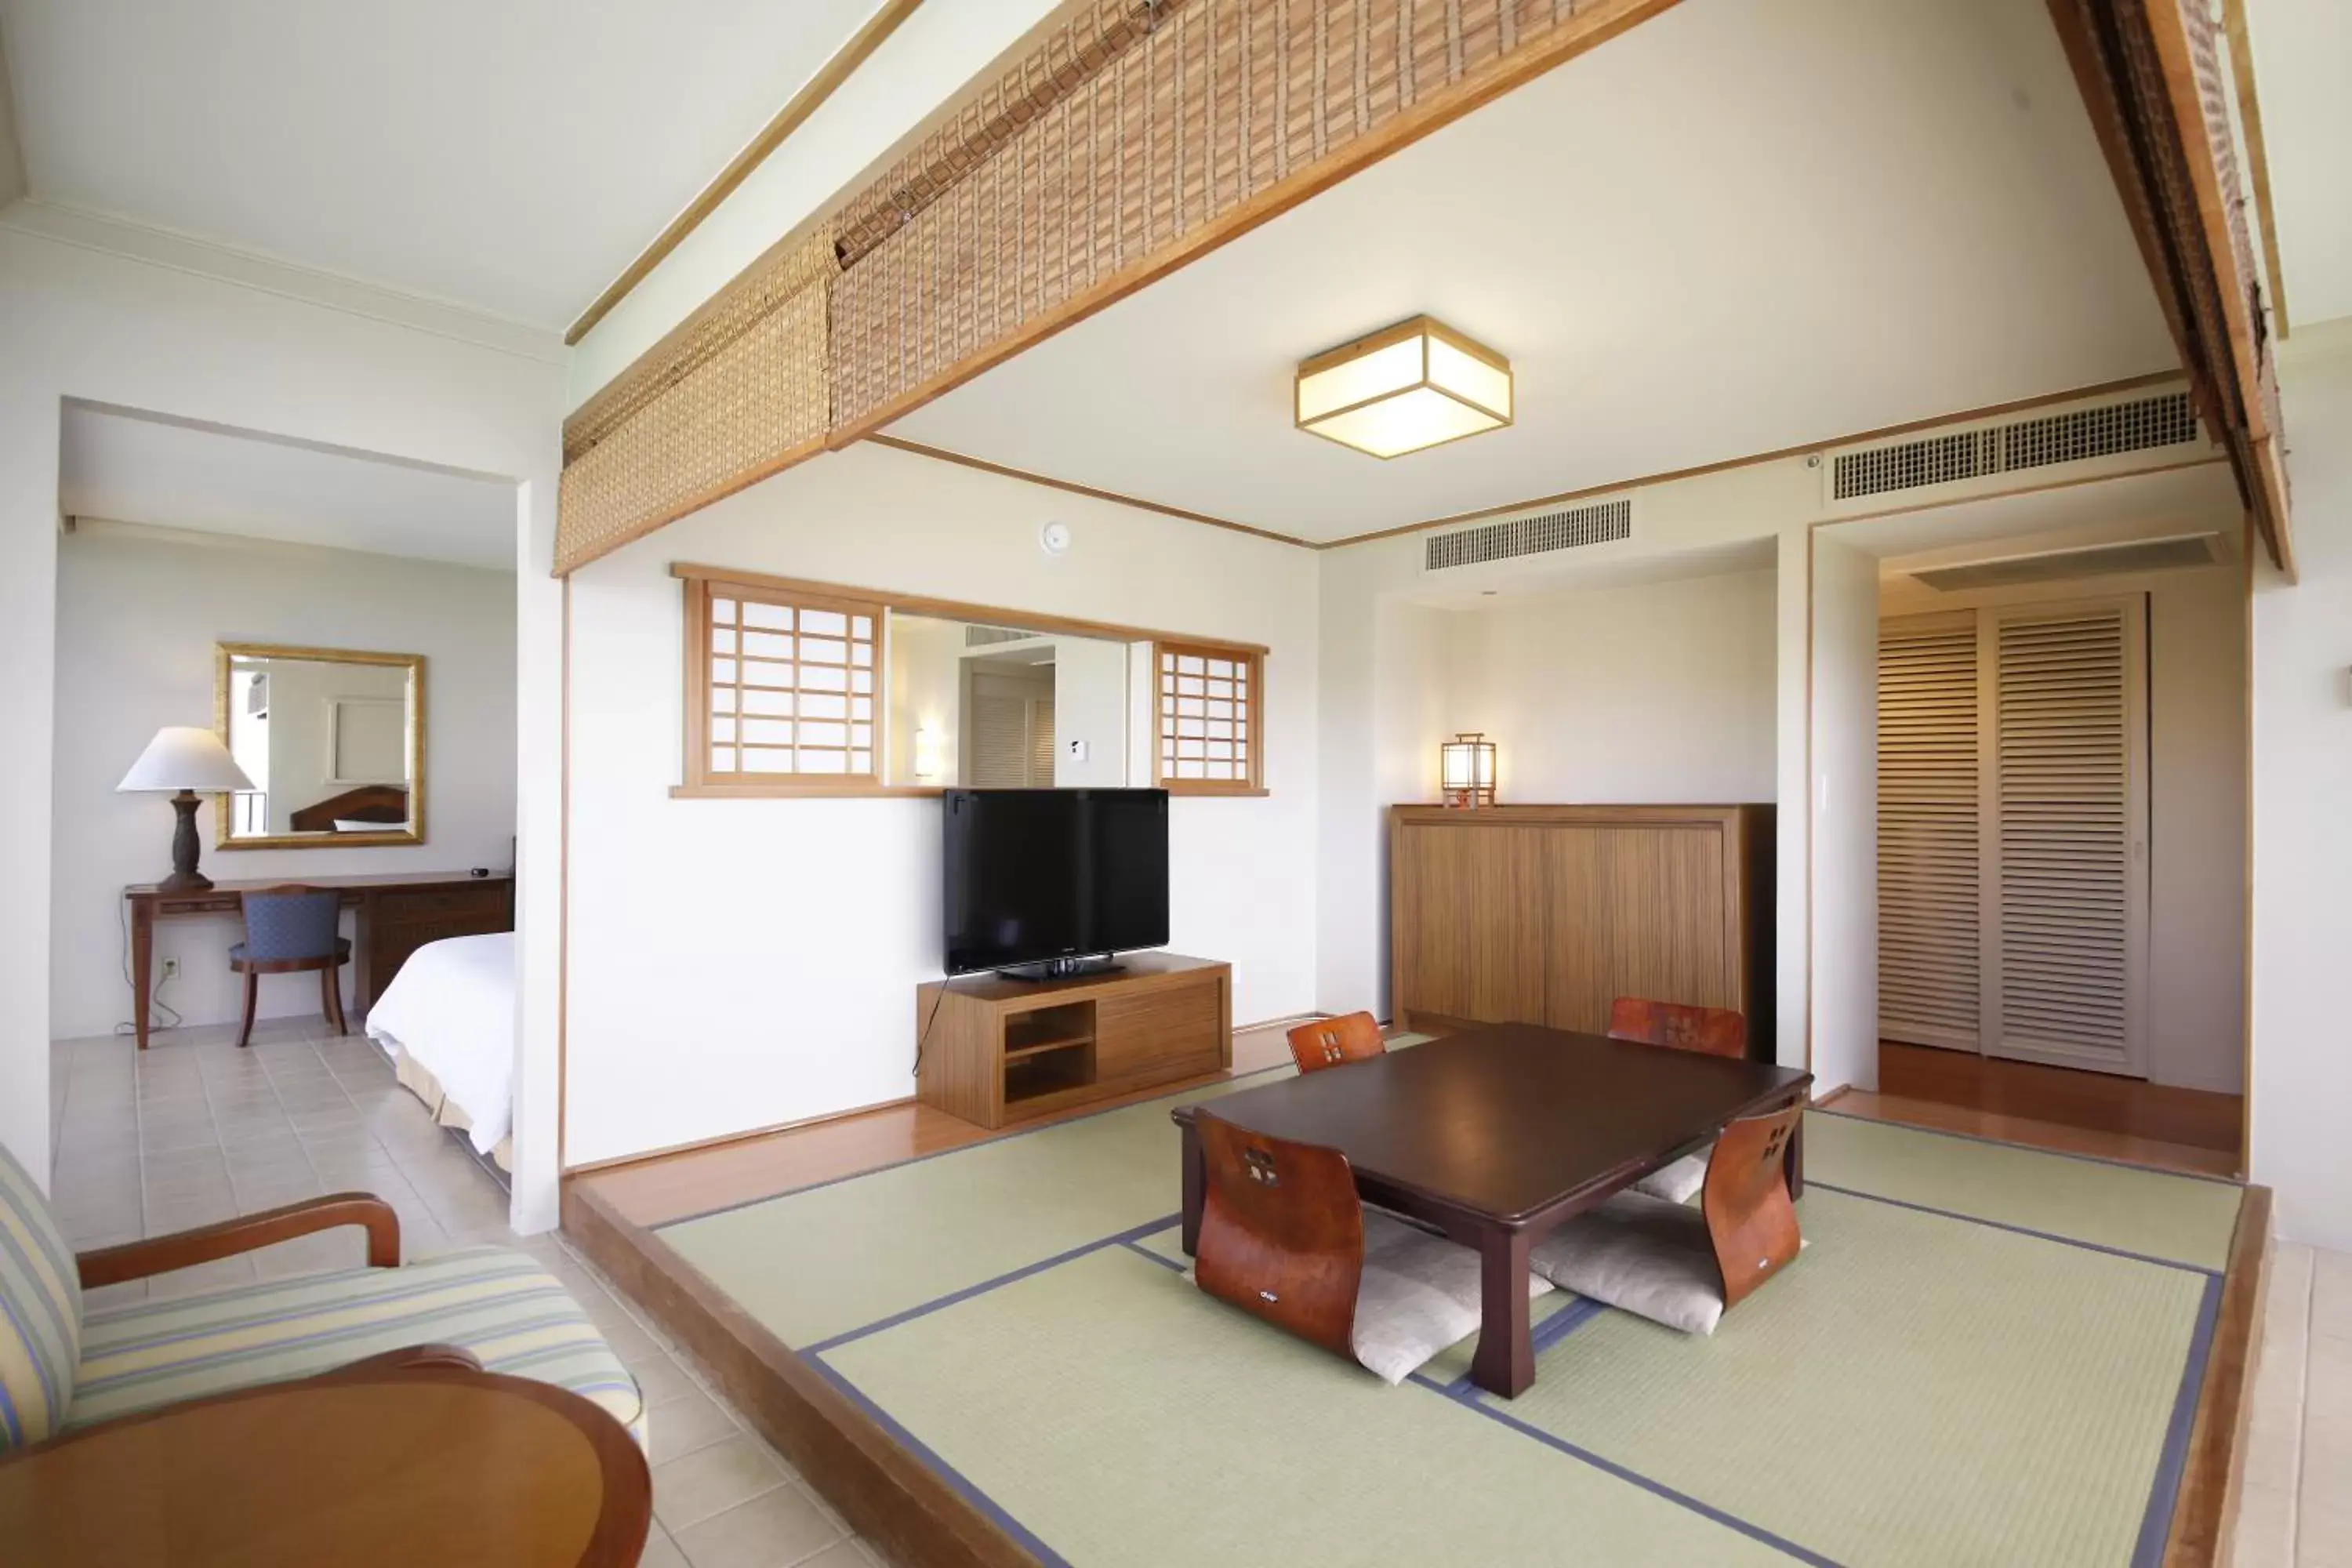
1294 315 1512 459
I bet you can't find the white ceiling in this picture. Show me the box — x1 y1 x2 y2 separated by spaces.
2241 0 2352 328
0 0 887 328
61 405 519 570
890 0 2177 543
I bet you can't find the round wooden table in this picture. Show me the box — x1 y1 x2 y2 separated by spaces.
0 1367 651 1567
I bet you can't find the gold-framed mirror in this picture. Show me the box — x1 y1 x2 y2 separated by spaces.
213 642 425 849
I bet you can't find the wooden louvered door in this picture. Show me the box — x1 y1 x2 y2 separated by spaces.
1982 600 2148 1075
1877 615 1982 1051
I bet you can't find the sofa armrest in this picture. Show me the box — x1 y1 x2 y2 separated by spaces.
77 1192 401 1287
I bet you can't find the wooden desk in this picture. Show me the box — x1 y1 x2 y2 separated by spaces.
125 870 513 1048
1173 1024 1810 1398
0 1367 649 1567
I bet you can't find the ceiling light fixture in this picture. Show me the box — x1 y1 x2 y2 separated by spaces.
1295 315 1512 459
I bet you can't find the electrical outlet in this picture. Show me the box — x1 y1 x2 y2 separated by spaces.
162 957 180 981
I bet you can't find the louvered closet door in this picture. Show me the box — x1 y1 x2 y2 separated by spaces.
1877 615 1981 1051
1983 600 2149 1076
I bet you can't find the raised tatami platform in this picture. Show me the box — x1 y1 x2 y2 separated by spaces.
566 1059 2266 1568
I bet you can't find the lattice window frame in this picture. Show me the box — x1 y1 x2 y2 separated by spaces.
681 575 885 794
1153 641 1265 797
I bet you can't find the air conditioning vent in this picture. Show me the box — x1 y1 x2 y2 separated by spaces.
1426 498 1632 572
964 625 1030 648
1831 392 2199 502
1909 532 2222 592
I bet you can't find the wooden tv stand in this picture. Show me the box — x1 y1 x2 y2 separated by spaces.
915 953 1232 1129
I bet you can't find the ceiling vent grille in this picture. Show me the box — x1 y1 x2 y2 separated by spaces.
1832 391 2198 502
964 625 1029 647
1426 497 1632 572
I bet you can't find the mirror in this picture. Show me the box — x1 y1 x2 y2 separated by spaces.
214 642 424 848
884 615 1142 789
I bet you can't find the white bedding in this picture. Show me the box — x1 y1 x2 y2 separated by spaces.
365 931 515 1156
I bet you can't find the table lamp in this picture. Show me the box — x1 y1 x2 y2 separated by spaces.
118 727 256 893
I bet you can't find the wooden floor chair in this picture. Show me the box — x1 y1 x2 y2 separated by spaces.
1285 1011 1385 1075
1608 996 1748 1202
1528 1106 1804 1336
1191 1111 1552 1385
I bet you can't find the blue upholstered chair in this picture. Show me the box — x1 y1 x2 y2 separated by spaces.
231 885 350 1047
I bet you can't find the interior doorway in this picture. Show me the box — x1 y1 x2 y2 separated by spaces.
1832 466 2249 1175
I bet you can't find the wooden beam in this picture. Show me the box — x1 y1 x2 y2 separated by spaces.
2042 0 2293 576
562 0 930 348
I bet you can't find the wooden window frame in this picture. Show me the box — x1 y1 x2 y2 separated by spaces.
681 574 890 797
1152 640 1266 797
671 563 1269 800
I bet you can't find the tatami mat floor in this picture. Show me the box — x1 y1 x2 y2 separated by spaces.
48 1018 2350 1566
46 1021 880 1568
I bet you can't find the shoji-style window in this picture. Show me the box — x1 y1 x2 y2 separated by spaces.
1875 597 2149 1076
1154 642 1264 794
683 575 881 789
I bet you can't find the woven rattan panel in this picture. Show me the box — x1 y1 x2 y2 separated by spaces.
557 0 1655 574
557 235 836 574
830 0 1599 434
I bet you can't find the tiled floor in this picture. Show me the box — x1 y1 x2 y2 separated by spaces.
46 1019 885 1568
2234 1241 2352 1567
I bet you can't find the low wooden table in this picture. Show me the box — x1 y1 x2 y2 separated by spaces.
1173 1023 1811 1398
0 1367 650 1566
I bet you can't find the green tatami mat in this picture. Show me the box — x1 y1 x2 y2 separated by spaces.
819 1245 1791 1568
1485 1187 2211 1568
659 1070 1291 1348
1803 1111 2241 1269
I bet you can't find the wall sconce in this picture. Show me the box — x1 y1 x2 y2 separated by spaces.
913 726 946 784
1440 732 1497 808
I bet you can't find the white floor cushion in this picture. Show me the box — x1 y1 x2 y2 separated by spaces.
1632 1148 1711 1204
1526 1192 1726 1336
1348 1213 1552 1386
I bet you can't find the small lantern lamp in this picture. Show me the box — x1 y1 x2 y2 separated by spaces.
1440 732 1497 808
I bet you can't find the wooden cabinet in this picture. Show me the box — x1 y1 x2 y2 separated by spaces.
1391 806 1773 1056
358 880 514 1012
916 953 1232 1129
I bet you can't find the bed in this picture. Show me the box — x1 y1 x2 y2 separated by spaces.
365 931 516 1172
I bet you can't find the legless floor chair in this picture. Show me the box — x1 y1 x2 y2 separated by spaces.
1527 1106 1804 1336
1191 1111 1552 1385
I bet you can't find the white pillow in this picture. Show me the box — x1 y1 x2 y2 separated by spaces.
1526 1192 1725 1336
1632 1148 1711 1205
1347 1213 1553 1386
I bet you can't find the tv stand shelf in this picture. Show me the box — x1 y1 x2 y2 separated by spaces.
916 953 1232 1130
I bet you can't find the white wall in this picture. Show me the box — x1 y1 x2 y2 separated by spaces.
1050 635 1130 786
49 525 516 1039
2252 339 2352 1250
0 212 565 1228
1879 563 2249 1092
1440 568 1778 804
1809 532 1880 1097
563 440 1319 1167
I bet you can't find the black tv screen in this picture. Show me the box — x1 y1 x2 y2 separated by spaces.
942 789 1170 975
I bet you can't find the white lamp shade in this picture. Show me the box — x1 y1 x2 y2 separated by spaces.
118 726 256 794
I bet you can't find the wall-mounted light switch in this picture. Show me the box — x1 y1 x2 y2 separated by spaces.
1067 739 1090 762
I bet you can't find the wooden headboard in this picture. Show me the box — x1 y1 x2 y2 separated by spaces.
289 784 410 832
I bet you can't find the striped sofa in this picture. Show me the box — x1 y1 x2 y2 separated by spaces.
2 1144 644 1453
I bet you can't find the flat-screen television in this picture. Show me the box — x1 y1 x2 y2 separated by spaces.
942 788 1169 977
